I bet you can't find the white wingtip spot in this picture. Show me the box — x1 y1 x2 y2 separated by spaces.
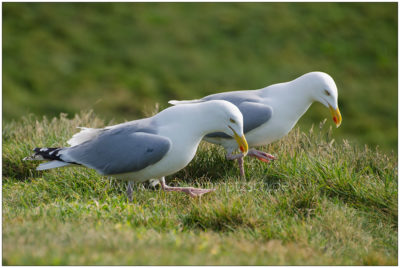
23 154 46 161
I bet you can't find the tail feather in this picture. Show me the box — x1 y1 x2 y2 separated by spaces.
37 160 71 170
67 127 104 146
168 99 203 105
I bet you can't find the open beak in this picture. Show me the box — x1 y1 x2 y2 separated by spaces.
233 131 249 155
329 105 342 128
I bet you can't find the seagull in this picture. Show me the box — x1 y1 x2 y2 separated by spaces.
23 100 249 201
169 72 342 178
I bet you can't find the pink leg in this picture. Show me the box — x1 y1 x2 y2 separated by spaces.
237 157 245 178
159 177 215 197
127 181 134 202
247 148 276 163
226 152 245 178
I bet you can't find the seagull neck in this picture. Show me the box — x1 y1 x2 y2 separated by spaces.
260 79 315 119
156 105 222 140
186 108 223 137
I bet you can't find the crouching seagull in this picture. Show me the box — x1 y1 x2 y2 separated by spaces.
169 72 342 178
24 100 248 201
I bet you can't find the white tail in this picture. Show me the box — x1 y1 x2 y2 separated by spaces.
168 99 203 105
36 160 71 171
67 127 104 146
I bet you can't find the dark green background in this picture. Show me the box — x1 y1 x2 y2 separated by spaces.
3 3 397 151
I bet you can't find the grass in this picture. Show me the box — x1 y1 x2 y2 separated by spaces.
2 111 397 265
2 2 398 151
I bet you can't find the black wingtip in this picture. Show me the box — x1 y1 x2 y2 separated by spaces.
32 147 63 161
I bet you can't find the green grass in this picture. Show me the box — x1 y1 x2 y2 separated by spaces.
2 111 397 265
2 2 398 152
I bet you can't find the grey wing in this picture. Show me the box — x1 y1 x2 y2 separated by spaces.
238 101 273 133
62 130 171 175
206 101 273 139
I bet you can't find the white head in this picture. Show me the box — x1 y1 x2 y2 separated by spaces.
198 100 249 154
299 72 342 127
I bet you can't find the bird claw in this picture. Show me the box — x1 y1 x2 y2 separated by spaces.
257 157 271 163
248 149 276 163
161 179 216 197
183 187 216 197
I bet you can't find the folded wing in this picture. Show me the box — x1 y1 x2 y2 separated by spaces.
206 101 273 138
62 129 171 175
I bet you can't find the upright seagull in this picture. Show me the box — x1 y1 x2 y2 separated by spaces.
24 100 248 200
169 72 342 177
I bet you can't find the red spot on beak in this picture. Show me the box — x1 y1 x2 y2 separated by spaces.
240 146 244 152
333 116 338 124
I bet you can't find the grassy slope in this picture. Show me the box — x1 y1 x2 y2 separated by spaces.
2 2 398 151
2 112 397 265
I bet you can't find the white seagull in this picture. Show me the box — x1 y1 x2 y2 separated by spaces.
169 72 342 177
24 100 248 201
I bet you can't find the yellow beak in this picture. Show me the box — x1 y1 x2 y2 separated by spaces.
329 105 342 128
233 131 249 155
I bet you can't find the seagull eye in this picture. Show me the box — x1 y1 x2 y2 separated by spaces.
325 90 331 96
230 118 236 123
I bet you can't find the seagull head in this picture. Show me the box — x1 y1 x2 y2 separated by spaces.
225 113 249 155
208 100 249 155
308 72 342 128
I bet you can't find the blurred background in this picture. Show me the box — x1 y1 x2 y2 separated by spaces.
2 3 397 152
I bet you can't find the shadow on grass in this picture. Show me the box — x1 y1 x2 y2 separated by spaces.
2 157 44 181
181 201 258 232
